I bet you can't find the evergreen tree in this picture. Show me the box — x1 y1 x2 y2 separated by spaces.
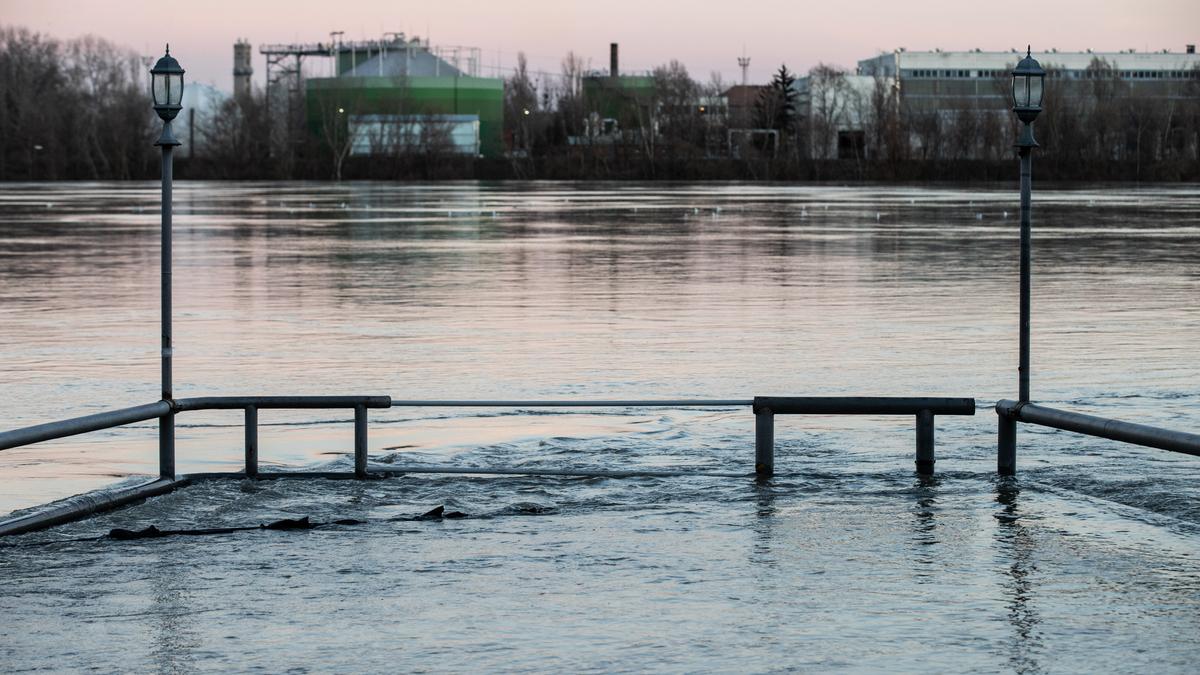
755 65 798 132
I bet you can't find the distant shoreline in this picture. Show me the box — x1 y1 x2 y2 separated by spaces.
6 157 1188 184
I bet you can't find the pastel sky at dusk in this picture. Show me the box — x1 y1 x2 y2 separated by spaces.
3 0 1196 91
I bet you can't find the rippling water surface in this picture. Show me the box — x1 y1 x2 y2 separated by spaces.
1 182 1198 671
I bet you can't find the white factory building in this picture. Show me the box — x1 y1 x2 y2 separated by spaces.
793 45 1198 160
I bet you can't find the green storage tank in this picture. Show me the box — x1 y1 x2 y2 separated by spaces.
307 75 504 158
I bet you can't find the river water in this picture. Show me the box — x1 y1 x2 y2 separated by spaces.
1 182 1198 671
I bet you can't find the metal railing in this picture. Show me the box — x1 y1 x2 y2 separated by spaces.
752 397 977 476
0 402 173 452
996 400 1200 473
174 396 391 478
0 394 976 536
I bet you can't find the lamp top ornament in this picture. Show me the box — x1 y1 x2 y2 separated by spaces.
1011 46 1045 126
150 44 185 122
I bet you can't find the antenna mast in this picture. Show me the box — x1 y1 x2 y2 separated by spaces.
737 47 750 87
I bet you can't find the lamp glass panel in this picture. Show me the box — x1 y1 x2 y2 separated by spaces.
1015 74 1032 107
1029 75 1043 107
153 73 167 106
168 73 184 106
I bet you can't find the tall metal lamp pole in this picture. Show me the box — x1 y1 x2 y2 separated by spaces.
998 47 1046 476
150 46 184 479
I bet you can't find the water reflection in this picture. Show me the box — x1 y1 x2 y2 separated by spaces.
749 483 779 570
909 475 940 583
148 547 200 673
995 479 1043 673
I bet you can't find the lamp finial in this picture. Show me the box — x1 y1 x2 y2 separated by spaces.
1026 45 1031 57
165 43 170 55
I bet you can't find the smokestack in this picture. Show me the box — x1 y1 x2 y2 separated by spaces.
610 43 619 78
233 39 254 100
1188 44 1196 54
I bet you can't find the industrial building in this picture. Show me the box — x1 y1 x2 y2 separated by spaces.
251 35 503 159
791 45 1199 160
574 44 657 143
858 45 1200 114
307 36 502 158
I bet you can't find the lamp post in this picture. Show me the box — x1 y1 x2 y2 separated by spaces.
150 46 184 479
999 47 1045 476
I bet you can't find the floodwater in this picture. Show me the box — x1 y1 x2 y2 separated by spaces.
1 182 1198 672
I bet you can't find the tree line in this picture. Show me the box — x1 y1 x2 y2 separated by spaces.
0 27 157 180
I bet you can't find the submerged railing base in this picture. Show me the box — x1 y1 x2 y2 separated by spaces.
192 466 753 480
1 393 979 536
0 477 187 537
0 467 750 537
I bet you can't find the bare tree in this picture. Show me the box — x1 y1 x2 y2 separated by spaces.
807 63 851 160
651 60 701 165
504 52 538 159
0 27 153 179
203 84 273 177
555 51 586 141
311 81 367 180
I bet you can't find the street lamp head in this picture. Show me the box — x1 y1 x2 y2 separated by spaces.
1011 46 1045 124
150 45 185 122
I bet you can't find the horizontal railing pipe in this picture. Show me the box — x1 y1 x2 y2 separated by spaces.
997 400 1200 458
388 399 752 408
0 402 172 452
174 396 391 411
753 397 976 416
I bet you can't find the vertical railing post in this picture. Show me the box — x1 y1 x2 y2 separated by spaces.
244 405 258 477
998 411 1017 476
354 404 368 478
755 406 774 478
915 409 935 475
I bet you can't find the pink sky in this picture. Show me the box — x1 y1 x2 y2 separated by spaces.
4 0 1196 91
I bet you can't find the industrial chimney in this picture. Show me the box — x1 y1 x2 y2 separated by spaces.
610 43 619 78
233 40 253 100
